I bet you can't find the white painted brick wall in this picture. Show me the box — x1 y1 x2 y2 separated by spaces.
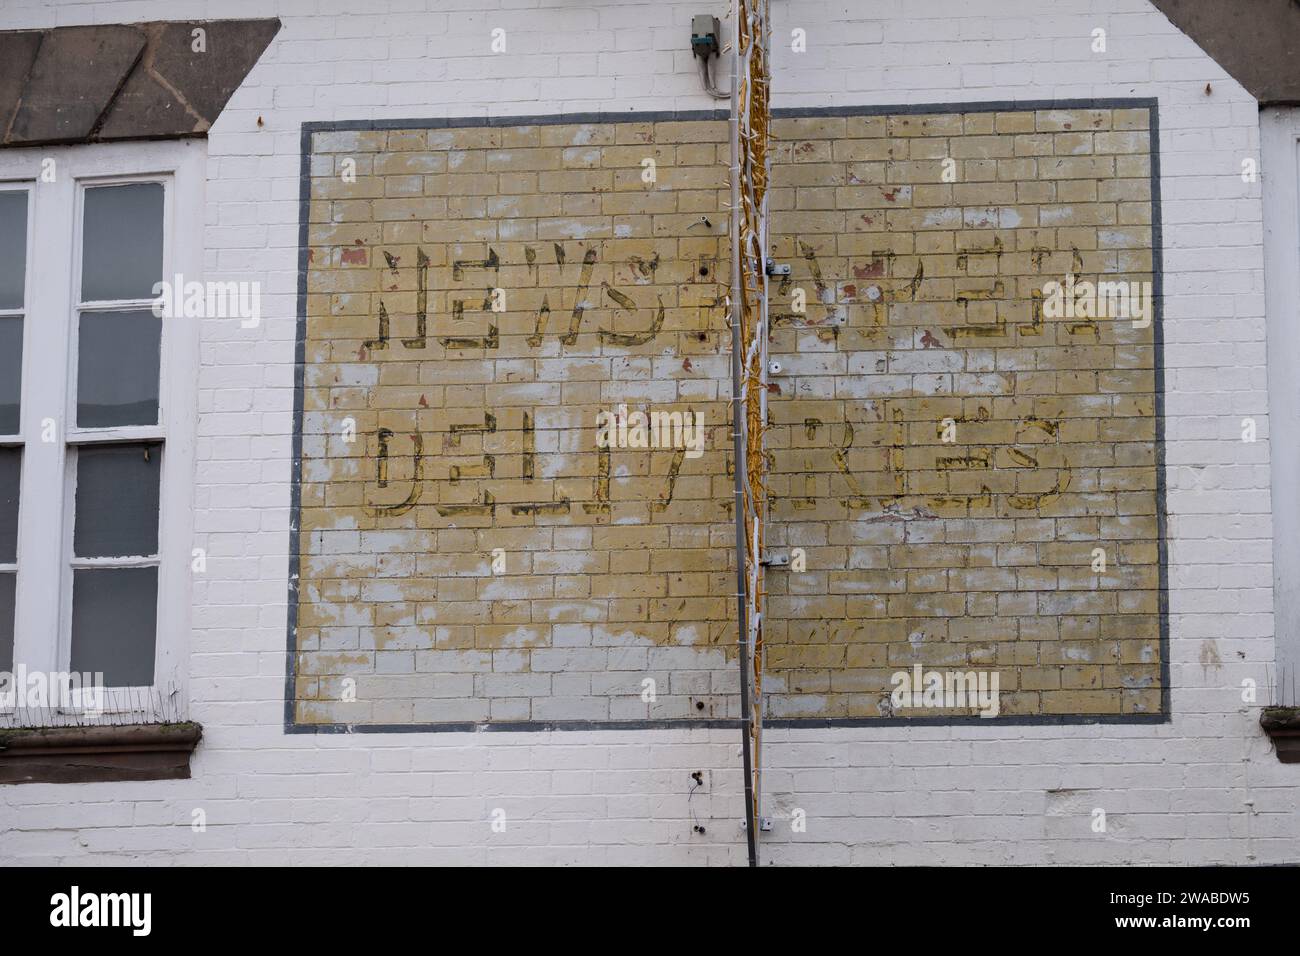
1 0 1295 865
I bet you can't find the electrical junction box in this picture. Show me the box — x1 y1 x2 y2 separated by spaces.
691 14 721 58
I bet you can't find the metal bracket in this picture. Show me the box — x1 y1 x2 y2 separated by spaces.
760 551 789 567
765 261 791 277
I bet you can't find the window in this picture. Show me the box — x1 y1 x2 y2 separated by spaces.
0 141 202 722
0 186 28 674
1262 107 1300 705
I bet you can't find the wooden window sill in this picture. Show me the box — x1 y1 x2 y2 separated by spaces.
0 721 201 784
1260 707 1300 763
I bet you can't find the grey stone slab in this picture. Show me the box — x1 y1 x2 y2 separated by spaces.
9 25 145 144
99 20 281 140
0 32 40 141
0 19 280 147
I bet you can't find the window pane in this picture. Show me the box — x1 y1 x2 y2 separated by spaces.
0 190 26 309
77 309 161 427
0 316 19 433
0 447 18 564
81 183 164 302
70 567 157 687
73 442 161 558
0 572 13 673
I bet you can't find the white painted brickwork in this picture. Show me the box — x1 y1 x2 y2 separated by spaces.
1 0 1295 865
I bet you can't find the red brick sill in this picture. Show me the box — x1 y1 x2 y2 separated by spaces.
0 722 202 784
1260 707 1300 764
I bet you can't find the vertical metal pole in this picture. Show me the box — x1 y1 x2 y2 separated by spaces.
729 13 758 869
752 0 771 838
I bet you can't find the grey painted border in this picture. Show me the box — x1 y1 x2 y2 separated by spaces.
285 97 1169 734
285 120 312 733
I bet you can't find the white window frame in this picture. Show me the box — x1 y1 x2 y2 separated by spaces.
0 140 202 722
0 182 34 676
1263 107 1300 704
